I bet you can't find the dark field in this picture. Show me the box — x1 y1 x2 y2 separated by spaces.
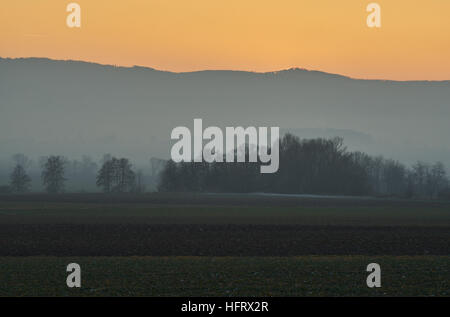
0 224 449 256
1 256 449 296
0 193 449 296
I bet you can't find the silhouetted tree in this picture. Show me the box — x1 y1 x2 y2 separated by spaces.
411 161 429 198
10 164 31 193
427 162 447 198
96 159 115 193
42 156 66 193
114 158 136 192
96 157 136 193
158 160 178 192
383 159 407 196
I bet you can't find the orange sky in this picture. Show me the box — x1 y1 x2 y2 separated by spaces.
1 0 450 80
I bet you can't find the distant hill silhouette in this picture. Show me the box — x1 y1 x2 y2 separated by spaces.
1 57 450 167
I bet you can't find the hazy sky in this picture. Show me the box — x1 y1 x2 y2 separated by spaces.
1 0 450 80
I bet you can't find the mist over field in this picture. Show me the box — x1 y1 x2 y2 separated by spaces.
1 57 450 192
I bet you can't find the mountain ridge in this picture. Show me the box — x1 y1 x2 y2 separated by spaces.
2 57 449 83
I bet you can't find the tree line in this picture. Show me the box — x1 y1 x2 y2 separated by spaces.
158 134 450 199
2 134 450 199
3 154 145 194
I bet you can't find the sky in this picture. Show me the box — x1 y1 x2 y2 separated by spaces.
1 0 450 80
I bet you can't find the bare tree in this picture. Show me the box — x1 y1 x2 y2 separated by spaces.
96 159 115 193
412 161 429 198
96 157 136 193
158 160 179 192
10 164 31 193
42 156 66 193
115 158 136 192
427 162 447 198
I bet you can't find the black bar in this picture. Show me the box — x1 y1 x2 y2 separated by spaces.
0 297 446 315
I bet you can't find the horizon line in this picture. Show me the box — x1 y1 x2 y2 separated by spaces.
2 56 450 83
